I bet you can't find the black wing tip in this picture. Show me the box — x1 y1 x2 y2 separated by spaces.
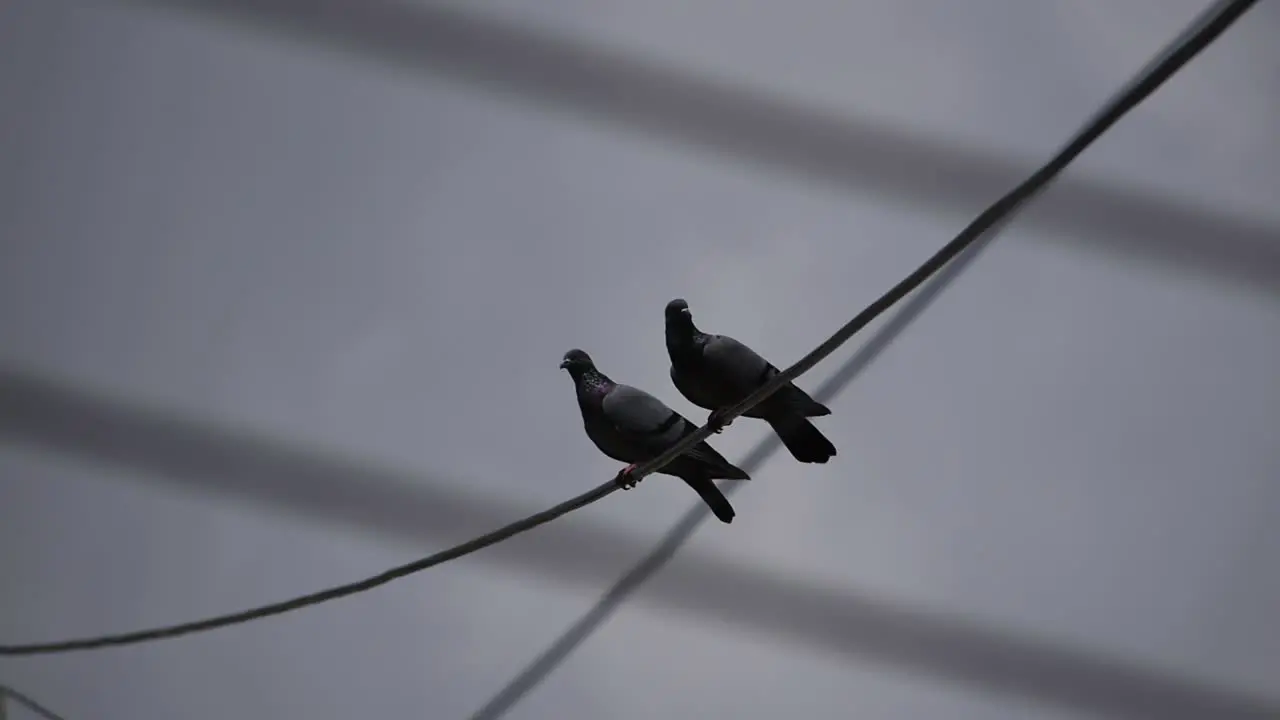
695 457 750 481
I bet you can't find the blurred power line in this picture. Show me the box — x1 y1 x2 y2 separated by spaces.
2 0 1260 653
4 0 1239 649
3 0 1274 716
0 685 67 720
129 0 1280 294
3 367 1279 718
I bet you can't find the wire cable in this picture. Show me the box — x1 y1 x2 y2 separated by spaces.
0 0 1256 658
465 3 1258 715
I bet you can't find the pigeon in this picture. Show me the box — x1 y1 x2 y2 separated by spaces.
560 348 749 523
664 298 837 464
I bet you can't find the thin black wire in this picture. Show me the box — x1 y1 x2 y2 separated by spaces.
467 2 1258 717
0 0 1257 659
0 480 615 656
1 685 69 720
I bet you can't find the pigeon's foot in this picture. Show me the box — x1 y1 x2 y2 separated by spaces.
614 464 641 490
706 407 735 434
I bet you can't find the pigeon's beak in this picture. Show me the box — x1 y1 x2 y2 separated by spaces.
559 359 571 370
680 308 691 316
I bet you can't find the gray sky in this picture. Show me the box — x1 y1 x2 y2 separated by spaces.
2 1 1278 719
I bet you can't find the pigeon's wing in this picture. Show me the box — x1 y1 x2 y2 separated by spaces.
701 334 778 393
601 384 686 450
668 333 772 410
601 384 729 467
702 334 827 416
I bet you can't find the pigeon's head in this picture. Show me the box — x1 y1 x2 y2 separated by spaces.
559 348 596 374
664 297 695 333
665 297 694 321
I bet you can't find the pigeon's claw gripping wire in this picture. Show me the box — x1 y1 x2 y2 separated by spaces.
614 464 641 490
706 407 734 434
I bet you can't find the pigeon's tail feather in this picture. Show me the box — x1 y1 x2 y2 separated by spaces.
801 399 833 418
683 442 751 481
784 385 832 418
758 383 831 419
715 458 751 480
682 475 736 523
768 415 837 464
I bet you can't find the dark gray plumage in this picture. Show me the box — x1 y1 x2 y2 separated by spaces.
560 348 748 523
664 298 837 464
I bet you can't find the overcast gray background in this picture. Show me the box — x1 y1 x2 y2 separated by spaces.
2 0 1279 718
